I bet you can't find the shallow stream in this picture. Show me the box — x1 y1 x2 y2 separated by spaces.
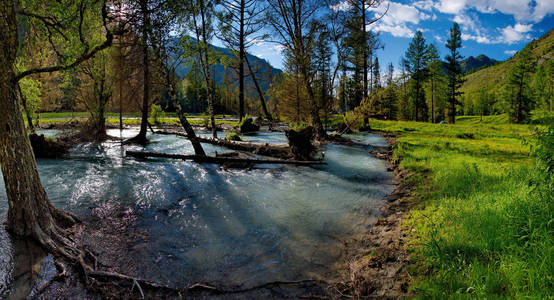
0 129 394 296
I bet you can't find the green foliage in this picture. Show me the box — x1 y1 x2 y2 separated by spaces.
150 104 166 125
371 115 552 298
445 22 465 123
533 60 553 111
19 77 42 118
506 48 536 123
224 131 242 141
403 31 431 122
461 29 554 112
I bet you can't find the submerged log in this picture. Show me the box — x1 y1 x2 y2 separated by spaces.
126 151 326 165
156 130 292 159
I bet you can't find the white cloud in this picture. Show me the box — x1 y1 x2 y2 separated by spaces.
434 35 444 43
433 0 554 22
504 49 517 55
498 23 533 44
272 45 285 53
461 33 493 44
459 22 532 44
367 1 430 38
413 0 434 11
330 1 351 12
436 0 467 14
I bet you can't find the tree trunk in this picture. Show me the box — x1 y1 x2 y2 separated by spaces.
238 0 245 121
245 55 273 121
362 1 368 101
0 1 78 250
133 0 150 144
169 83 206 156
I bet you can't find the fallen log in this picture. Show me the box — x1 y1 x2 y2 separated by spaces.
156 130 292 159
126 150 326 165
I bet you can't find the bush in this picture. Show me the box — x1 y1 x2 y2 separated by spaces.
225 131 242 141
150 104 166 125
238 115 260 133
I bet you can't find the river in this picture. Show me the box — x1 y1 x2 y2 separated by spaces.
0 129 394 297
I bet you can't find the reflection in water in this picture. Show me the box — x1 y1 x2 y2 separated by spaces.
0 129 394 295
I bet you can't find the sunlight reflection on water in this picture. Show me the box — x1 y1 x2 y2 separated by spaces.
0 129 394 291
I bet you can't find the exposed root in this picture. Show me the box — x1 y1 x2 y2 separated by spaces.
131 278 145 299
123 134 149 145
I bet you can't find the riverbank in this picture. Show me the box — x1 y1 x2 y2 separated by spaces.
354 116 552 299
339 131 415 298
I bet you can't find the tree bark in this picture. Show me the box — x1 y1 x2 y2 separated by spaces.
0 0 78 249
132 0 151 144
238 0 245 121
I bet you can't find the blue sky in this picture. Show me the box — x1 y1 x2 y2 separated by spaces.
240 0 554 71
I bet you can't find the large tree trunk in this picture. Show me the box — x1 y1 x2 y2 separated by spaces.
132 0 151 144
0 1 78 251
238 0 245 121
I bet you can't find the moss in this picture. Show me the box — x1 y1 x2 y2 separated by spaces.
225 131 242 141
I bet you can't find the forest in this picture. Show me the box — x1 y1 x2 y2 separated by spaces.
0 0 552 298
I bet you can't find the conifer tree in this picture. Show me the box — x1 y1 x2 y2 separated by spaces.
445 22 464 124
403 31 430 122
506 48 535 123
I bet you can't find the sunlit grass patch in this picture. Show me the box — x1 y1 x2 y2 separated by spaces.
375 116 553 299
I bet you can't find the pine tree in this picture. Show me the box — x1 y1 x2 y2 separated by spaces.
445 22 465 124
372 57 381 91
506 48 535 123
534 61 553 111
403 31 430 122
426 43 443 123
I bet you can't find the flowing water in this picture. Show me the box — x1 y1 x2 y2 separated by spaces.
0 129 394 296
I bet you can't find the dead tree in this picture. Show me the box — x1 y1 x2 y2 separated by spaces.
245 55 273 121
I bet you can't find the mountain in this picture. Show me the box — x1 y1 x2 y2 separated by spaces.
441 54 499 75
460 55 499 74
172 38 282 93
461 28 554 98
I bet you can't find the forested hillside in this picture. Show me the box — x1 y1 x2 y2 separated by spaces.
461 28 553 99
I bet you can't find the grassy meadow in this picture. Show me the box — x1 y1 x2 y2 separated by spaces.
371 114 553 299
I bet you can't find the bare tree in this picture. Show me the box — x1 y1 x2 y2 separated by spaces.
265 0 327 140
182 0 219 138
218 0 268 121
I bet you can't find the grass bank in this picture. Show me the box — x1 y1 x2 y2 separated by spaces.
371 116 553 299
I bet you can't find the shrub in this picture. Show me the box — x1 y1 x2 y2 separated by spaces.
150 104 166 125
225 131 242 141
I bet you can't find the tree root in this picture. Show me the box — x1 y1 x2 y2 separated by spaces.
30 207 332 298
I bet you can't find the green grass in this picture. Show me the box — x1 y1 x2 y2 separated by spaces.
371 117 553 299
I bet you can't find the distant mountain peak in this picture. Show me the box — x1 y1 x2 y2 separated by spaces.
461 55 498 74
